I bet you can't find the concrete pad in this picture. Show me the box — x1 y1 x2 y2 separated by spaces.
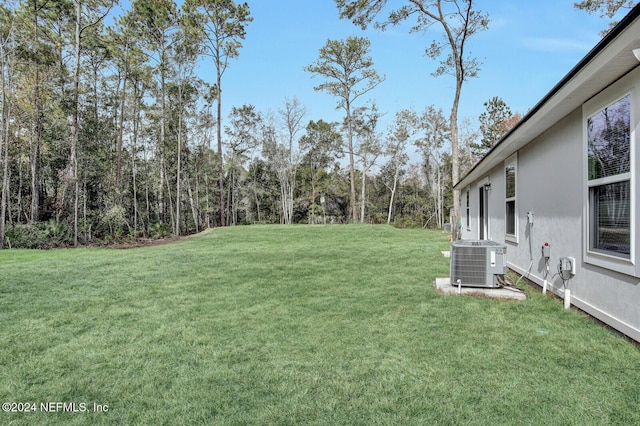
434 277 526 301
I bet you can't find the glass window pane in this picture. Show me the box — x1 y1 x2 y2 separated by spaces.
588 95 630 180
505 163 516 198
590 181 630 257
506 200 516 235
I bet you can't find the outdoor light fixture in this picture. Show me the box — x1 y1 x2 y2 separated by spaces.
633 48 640 63
484 183 492 191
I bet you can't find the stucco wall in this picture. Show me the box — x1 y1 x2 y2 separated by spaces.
460 71 640 341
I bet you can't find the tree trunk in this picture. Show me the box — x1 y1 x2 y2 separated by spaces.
69 0 81 246
175 98 182 237
204 171 210 228
0 57 10 248
144 146 151 236
186 174 198 233
17 156 23 223
132 83 140 236
253 191 259 223
83 179 88 242
30 1 41 224
387 161 400 225
164 161 175 234
346 100 357 222
195 168 201 227
159 46 167 225
216 60 225 226
116 43 129 191
29 129 39 223
437 164 443 228
360 159 367 222
450 103 459 228
309 165 316 224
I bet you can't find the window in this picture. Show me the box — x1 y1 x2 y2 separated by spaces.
587 95 631 259
505 154 517 242
583 70 639 277
466 188 470 228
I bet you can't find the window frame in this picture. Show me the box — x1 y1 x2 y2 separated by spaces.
582 73 638 277
505 153 518 243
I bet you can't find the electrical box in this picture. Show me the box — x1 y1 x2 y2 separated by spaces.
542 243 550 259
560 256 576 275
527 211 534 225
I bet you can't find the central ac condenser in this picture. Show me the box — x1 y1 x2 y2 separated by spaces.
450 240 507 288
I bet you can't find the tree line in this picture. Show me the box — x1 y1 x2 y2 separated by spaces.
1 0 529 249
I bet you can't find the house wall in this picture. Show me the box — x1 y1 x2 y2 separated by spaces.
461 68 640 342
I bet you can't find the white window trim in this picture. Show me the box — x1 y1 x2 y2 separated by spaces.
582 69 639 278
505 153 518 244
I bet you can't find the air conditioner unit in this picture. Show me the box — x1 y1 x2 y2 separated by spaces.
450 240 507 288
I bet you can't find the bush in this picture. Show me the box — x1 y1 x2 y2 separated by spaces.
148 222 172 239
4 221 71 249
102 205 129 240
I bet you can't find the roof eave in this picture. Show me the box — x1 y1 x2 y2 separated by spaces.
455 5 640 191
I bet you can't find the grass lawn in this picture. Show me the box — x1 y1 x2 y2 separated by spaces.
1 224 639 425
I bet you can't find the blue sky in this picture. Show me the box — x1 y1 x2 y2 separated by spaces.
196 1 622 142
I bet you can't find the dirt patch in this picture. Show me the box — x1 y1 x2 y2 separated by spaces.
107 237 181 249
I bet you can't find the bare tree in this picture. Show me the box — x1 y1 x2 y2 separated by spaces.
275 97 306 224
385 109 414 224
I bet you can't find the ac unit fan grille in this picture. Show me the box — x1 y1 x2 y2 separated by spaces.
451 246 487 284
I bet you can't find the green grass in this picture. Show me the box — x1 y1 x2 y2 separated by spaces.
1 224 639 425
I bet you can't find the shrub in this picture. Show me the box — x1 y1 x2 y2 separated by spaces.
4 221 71 249
148 222 172 239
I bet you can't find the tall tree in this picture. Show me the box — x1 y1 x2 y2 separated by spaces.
109 8 146 193
224 104 261 225
298 120 343 224
471 96 513 158
0 3 15 248
183 0 252 227
68 0 113 246
169 47 199 236
335 0 489 228
133 0 180 227
305 36 383 222
15 0 58 224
